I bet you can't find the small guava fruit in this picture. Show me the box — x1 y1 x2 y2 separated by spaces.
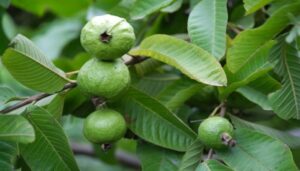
83 108 127 144
80 14 135 60
77 58 130 99
198 116 234 149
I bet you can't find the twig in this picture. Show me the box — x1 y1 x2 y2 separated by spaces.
0 83 77 114
206 149 214 160
219 104 226 117
66 70 79 77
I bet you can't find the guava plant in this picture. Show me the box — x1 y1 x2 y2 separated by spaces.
1 0 300 171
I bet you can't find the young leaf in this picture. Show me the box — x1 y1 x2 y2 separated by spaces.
178 140 203 171
157 78 202 111
230 115 300 148
196 160 233 171
137 141 182 171
216 128 298 171
243 0 274 15
0 115 35 143
269 42 300 119
130 0 173 20
117 87 197 152
1 34 70 93
188 0 227 60
0 141 17 171
130 34 227 86
20 106 79 171
227 2 300 73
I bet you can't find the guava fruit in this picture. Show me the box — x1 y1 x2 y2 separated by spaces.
83 108 127 144
76 58 130 99
198 116 234 149
80 14 135 60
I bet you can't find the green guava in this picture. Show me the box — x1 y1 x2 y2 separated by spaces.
76 58 130 99
80 14 135 60
198 116 234 149
83 108 127 144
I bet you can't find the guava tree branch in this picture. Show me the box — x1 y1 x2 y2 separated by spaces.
0 56 147 114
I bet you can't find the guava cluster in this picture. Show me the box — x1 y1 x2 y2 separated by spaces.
77 14 135 145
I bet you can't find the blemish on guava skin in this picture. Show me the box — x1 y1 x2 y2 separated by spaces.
100 31 112 43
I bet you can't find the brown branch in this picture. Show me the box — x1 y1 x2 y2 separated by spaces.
0 82 77 114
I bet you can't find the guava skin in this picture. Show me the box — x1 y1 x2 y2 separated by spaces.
77 58 130 99
83 108 127 144
198 116 234 149
80 14 135 60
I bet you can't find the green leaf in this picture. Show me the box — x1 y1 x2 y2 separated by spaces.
130 0 173 19
2 34 70 93
216 128 298 171
0 141 17 171
269 41 300 119
230 5 254 29
0 115 35 143
20 106 79 171
0 0 10 8
130 34 227 86
178 140 203 171
219 40 275 99
117 87 197 152
188 0 227 60
42 94 65 119
32 18 82 59
161 0 183 13
137 142 182 171
243 0 274 15
157 78 202 111
227 2 300 72
230 115 300 148
196 160 233 171
0 86 15 103
236 86 272 110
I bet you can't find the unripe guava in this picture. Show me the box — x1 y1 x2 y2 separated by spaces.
80 14 135 60
198 116 234 149
83 108 127 144
77 58 130 99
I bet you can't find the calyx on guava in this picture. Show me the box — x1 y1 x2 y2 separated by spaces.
80 14 135 60
198 116 235 149
76 58 130 99
83 108 127 144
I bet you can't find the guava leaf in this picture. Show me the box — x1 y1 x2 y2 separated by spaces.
1 34 70 93
137 142 182 171
0 141 17 171
20 106 79 171
0 115 35 143
226 2 300 73
117 87 197 152
161 0 183 13
188 0 227 60
230 115 300 148
0 86 16 104
130 34 227 86
216 128 298 171
130 0 173 20
243 0 274 15
269 41 300 119
178 140 203 171
196 160 233 171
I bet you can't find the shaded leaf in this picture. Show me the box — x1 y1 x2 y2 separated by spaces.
230 115 300 148
137 141 182 171
130 0 173 20
179 140 203 171
161 0 183 13
227 2 300 72
118 87 196 152
2 34 70 93
188 0 227 60
217 128 298 171
20 106 79 171
269 41 300 119
0 115 35 143
130 34 227 86
0 0 10 8
243 0 274 15
0 141 17 171
196 160 233 171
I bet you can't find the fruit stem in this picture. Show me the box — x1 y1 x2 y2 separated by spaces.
206 149 214 160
